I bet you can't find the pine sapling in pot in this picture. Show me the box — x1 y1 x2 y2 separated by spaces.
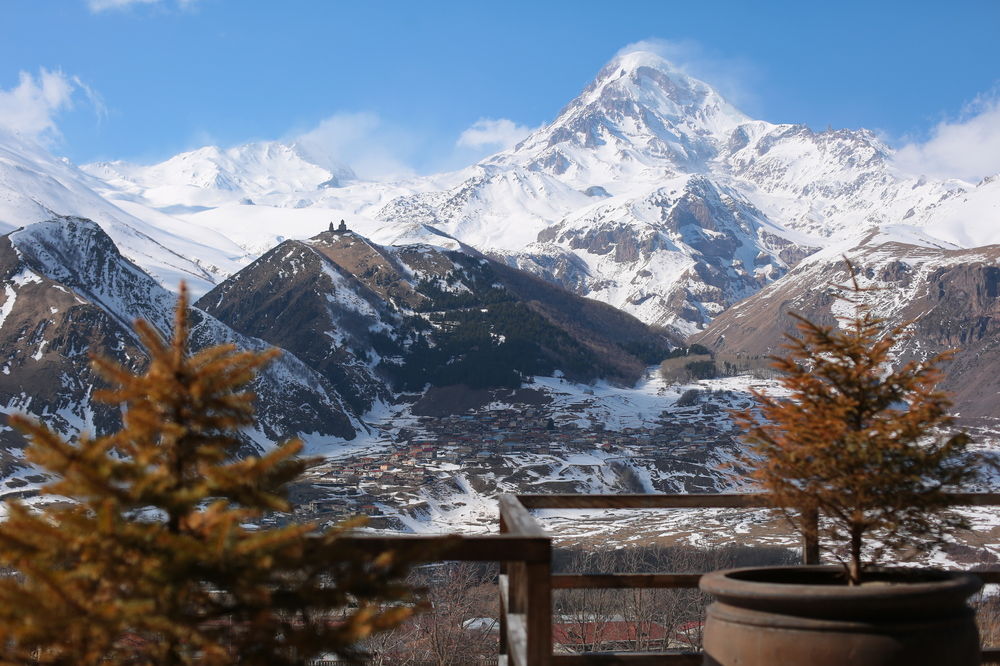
733 262 981 585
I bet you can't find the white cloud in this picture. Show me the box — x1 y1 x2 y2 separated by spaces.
616 38 760 113
457 118 535 151
0 69 104 143
87 0 158 11
893 93 1000 182
87 0 200 12
292 113 534 178
292 112 419 181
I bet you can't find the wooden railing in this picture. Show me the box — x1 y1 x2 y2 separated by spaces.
339 526 553 666
340 492 1000 664
495 492 1000 665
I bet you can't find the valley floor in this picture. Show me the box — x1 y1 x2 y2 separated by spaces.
283 370 1000 571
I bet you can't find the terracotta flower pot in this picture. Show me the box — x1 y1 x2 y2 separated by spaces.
700 566 982 666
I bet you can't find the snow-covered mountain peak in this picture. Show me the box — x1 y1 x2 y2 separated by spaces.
582 50 749 132
494 50 751 184
83 140 355 208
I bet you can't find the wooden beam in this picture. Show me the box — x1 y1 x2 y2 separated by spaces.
983 647 1000 664
500 493 550 536
552 573 702 589
801 506 820 565
947 493 1000 506
508 562 526 614
553 652 702 665
499 574 511 612
499 574 509 657
517 492 1000 510
337 534 550 562
970 570 1000 585
499 504 510 656
526 558 553 666
516 493 774 510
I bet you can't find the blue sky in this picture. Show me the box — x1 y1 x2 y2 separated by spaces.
2 0 999 179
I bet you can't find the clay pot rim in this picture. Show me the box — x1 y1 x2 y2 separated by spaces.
700 565 982 616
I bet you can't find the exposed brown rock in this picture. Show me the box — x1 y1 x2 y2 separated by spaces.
692 239 1000 426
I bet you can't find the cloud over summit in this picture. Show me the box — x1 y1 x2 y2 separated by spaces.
292 112 418 181
457 118 535 151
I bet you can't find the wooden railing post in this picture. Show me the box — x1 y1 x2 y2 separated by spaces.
499 512 508 659
499 494 552 666
525 540 552 666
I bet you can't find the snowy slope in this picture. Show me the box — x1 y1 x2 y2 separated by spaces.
720 122 974 243
83 141 355 209
0 130 247 296
86 144 469 259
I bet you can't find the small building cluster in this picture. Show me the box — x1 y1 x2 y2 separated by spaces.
279 394 743 530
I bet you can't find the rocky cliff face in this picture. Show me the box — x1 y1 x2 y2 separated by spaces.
510 176 810 331
692 230 1000 426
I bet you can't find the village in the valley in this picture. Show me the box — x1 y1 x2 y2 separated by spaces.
282 381 753 532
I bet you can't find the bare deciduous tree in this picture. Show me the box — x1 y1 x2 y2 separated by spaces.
365 562 498 665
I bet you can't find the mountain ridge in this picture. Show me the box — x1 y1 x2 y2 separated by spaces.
52 50 996 338
0 49 994 351
197 225 672 407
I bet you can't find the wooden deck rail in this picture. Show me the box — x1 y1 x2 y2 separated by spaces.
499 494 553 666
342 494 1000 664
339 533 551 563
340 529 553 666
499 492 1000 665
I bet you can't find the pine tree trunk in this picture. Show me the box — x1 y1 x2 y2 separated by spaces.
849 525 863 586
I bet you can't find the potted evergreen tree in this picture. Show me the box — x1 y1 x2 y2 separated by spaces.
700 265 986 666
